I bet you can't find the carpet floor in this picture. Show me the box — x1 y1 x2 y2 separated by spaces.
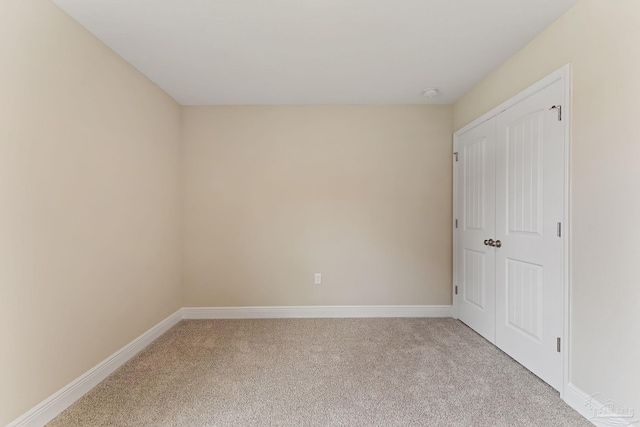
47 318 591 426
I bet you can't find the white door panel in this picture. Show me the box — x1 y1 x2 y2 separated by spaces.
456 118 496 343
495 79 565 391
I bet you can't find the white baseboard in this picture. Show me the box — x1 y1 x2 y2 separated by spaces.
7 305 452 427
6 310 183 427
564 383 638 427
11 304 637 427
565 383 599 426
182 305 453 319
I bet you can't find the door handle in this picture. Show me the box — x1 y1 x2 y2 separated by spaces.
483 239 502 247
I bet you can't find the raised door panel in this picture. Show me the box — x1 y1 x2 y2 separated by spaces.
463 248 485 309
506 112 544 236
506 258 543 342
463 137 486 231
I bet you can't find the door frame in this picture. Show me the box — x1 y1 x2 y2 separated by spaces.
452 64 571 398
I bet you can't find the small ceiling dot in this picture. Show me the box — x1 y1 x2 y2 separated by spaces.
421 88 439 98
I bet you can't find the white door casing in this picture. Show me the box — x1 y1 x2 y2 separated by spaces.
494 79 565 392
456 118 496 343
453 66 570 394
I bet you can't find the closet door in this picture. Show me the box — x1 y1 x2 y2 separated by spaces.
456 118 496 342
494 79 565 391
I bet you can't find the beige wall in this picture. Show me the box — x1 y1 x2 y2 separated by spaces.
183 106 453 307
453 0 640 414
0 1 182 424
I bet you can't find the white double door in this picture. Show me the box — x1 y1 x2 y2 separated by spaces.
456 79 565 391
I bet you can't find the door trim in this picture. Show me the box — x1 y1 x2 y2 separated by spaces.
452 64 571 398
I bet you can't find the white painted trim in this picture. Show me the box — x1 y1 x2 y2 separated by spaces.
564 383 638 427
7 305 451 426
561 64 572 401
6 310 183 427
565 383 598 426
454 64 572 136
451 64 572 397
452 132 459 320
182 305 453 319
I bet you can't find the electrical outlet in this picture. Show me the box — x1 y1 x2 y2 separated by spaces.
314 273 322 285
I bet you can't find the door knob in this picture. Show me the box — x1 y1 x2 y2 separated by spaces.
484 239 495 246
495 240 502 248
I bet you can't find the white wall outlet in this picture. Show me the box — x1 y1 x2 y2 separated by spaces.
314 273 322 285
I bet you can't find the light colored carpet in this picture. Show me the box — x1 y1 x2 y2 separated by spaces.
47 318 591 426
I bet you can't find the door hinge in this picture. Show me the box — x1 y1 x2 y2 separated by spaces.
455 286 458 295
455 219 458 228
557 222 562 237
557 337 561 352
454 152 458 162
550 105 562 121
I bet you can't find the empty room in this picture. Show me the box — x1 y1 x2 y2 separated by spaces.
1 0 639 426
